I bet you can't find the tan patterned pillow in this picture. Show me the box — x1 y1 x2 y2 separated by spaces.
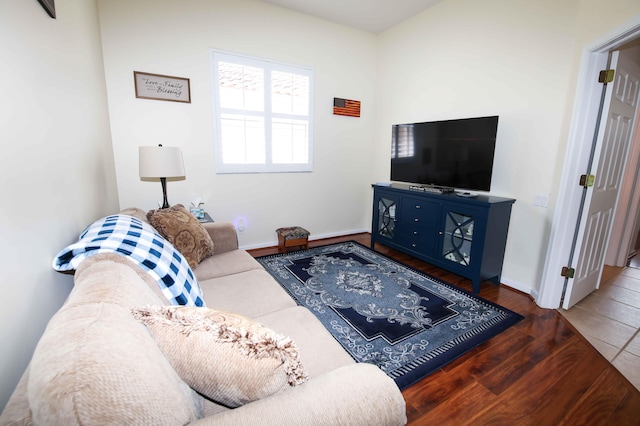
147 204 214 268
131 306 308 408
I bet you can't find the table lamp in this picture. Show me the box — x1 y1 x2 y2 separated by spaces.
139 144 185 209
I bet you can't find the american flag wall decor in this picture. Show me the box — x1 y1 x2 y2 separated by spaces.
333 97 361 117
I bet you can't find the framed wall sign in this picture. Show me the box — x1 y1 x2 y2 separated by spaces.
134 71 191 103
37 0 55 18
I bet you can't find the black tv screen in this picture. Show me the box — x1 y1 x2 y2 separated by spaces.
390 116 499 192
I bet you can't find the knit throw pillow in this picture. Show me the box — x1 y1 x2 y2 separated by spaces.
147 204 214 269
131 306 308 408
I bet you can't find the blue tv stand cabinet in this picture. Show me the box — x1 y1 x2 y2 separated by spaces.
371 184 515 293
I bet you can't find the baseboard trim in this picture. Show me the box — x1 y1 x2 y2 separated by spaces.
239 229 369 251
501 276 536 300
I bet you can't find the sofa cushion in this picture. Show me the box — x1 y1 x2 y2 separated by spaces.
147 204 215 269
28 260 204 424
194 249 264 281
256 306 356 378
199 269 297 318
131 305 308 408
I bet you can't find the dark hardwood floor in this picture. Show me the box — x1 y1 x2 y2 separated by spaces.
249 233 640 425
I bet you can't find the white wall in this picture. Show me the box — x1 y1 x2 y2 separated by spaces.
98 0 378 248
0 0 118 409
375 0 640 295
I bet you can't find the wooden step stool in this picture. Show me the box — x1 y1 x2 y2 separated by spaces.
276 226 310 252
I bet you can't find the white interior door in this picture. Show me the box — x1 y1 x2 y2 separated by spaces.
606 106 640 267
562 51 640 309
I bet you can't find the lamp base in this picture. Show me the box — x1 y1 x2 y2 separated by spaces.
160 177 170 209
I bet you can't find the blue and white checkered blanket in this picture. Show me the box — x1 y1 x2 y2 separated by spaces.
53 214 205 307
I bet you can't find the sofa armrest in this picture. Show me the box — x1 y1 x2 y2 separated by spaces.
0 365 32 426
201 222 238 254
190 363 406 426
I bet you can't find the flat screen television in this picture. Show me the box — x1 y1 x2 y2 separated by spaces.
390 115 499 192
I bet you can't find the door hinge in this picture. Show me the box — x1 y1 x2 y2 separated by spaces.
561 266 575 279
598 69 615 84
579 174 595 187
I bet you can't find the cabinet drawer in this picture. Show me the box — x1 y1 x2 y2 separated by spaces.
400 198 439 228
397 228 437 256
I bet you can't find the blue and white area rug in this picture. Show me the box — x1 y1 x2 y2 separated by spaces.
256 241 523 389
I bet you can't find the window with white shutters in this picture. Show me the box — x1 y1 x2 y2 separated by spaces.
211 50 314 173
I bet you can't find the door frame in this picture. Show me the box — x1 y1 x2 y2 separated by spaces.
536 16 640 309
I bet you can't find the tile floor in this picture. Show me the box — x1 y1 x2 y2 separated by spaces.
559 257 640 391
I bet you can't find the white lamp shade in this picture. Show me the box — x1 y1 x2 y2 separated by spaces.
139 146 185 178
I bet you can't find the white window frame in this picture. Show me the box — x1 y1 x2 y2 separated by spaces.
210 49 314 174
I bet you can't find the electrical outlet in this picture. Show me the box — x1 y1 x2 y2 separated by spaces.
533 194 549 208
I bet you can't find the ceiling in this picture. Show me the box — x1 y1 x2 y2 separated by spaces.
261 0 442 34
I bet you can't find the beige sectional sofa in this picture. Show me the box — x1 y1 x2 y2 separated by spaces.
1 207 407 425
